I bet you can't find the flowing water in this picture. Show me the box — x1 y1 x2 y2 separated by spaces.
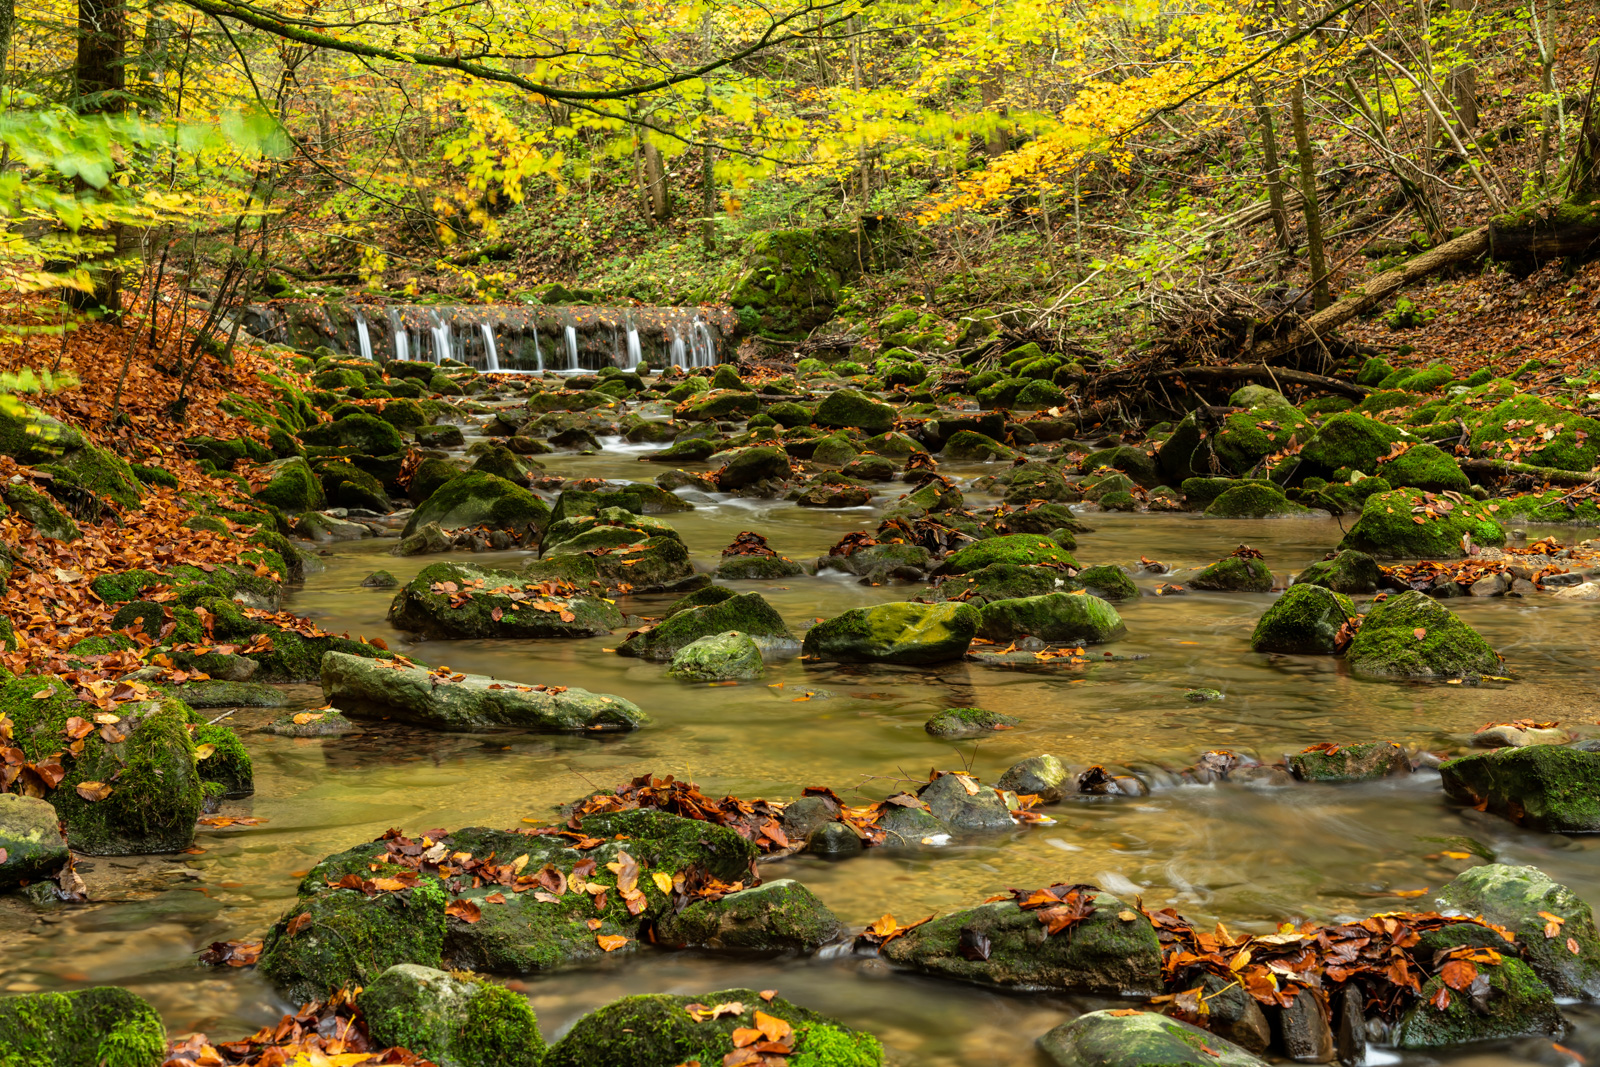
5 442 1600 1063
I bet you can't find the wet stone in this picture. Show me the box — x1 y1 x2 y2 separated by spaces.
996 754 1072 802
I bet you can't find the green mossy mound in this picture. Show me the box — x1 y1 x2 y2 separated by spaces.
925 706 1021 738
666 631 766 682
939 534 1077 574
653 879 842 952
1346 590 1499 678
1339 488 1505 559
388 562 622 639
801 601 979 664
360 964 546 1067
300 412 405 455
1434 862 1600 997
1204 482 1312 518
1249 584 1356 654
1038 1009 1266 1067
0 986 166 1067
1375 443 1470 492
1292 550 1381 594
402 472 551 536
542 988 883 1067
1189 555 1273 592
1299 412 1408 475
1440 745 1600 833
619 592 792 660
1287 741 1409 782
1394 957 1561 1047
942 430 1017 461
976 592 1125 644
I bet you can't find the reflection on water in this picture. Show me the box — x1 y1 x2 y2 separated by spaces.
6 450 1600 1063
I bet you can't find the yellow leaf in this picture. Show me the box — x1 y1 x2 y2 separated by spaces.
193 743 216 760
652 871 673 894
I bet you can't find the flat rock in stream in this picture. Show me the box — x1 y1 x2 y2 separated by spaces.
1038 1010 1267 1067
321 651 645 732
259 809 759 1003
388 561 623 639
880 889 1163 993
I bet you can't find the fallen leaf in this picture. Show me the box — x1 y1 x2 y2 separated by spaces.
596 933 630 952
75 781 112 802
445 899 482 923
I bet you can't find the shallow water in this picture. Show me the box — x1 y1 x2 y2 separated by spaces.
6 442 1600 1063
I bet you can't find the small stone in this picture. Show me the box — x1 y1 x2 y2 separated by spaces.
1185 688 1224 702
0 794 69 890
1280 988 1336 1063
806 821 863 855
1471 724 1570 748
996 755 1072 802
924 707 1020 738
918 773 1016 831
361 570 400 588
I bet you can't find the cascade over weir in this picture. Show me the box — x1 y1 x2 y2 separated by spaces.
243 302 735 372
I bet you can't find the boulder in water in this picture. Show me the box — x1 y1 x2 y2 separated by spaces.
1292 550 1380 594
0 986 166 1067
1440 745 1600 833
0 794 68 889
1037 1010 1267 1067
924 707 1020 738
360 964 546 1067
654 879 842 952
1345 590 1499 678
666 631 766 682
976 592 1125 644
1286 741 1409 782
1393 957 1562 1047
618 592 793 660
401 472 551 537
1433 862 1600 997
388 562 623 639
801 601 979 665
1249 584 1356 654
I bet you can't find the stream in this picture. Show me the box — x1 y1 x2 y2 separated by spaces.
5 440 1600 1065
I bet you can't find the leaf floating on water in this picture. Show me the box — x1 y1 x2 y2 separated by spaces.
1393 888 1429 898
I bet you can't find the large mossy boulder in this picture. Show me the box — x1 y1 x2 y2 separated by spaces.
1204 482 1311 518
259 810 759 1003
976 592 1124 644
1298 412 1408 475
1249 584 1356 654
322 651 645 731
1 676 203 855
360 964 546 1067
1189 554 1273 592
618 592 792 660
653 879 842 952
1376 443 1471 492
1440 745 1600 834
1467 392 1600 471
880 890 1163 993
388 562 622 638
300 412 405 455
1346 590 1499 678
1339 487 1505 559
942 430 1017 461
253 455 326 512
814 389 896 435
1038 1010 1267 1067
41 441 145 509
938 534 1078 574
666 631 766 682
1434 863 1600 997
542 988 883 1067
1293 550 1381 594
401 472 551 537
1394 956 1562 1047
0 986 166 1067
715 446 791 489
801 601 979 665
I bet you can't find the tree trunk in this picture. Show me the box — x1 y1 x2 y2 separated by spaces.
981 75 1008 159
643 142 669 223
1450 0 1478 132
72 0 127 312
1567 61 1600 199
1290 80 1331 310
699 14 715 254
1249 81 1295 255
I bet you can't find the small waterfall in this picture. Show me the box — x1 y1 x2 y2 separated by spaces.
354 313 373 361
690 316 716 368
389 308 409 362
564 325 579 371
479 322 500 372
430 313 453 364
532 329 545 372
625 324 642 369
669 330 687 368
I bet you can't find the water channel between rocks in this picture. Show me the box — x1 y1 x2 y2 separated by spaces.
5 443 1600 1066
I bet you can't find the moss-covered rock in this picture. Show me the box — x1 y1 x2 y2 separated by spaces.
1299 412 1409 475
1433 862 1600 997
1292 550 1381 594
324 651 644 731
924 706 1021 738
1077 564 1139 601
814 389 895 435
1467 393 1600 471
939 534 1077 574
942 430 1017 461
1189 555 1273 592
1249 584 1355 654
654 880 842 952
1376 443 1470 492
716 446 791 489
1287 740 1409 781
880 891 1162 993
0 793 68 889
543 988 882 1067
253 456 326 513
1339 487 1505 558
1 676 202 854
619 592 792 660
1038 1009 1267 1067
976 592 1124 644
801 601 979 665
1204 482 1312 518
402 472 550 536
682 390 760 421
388 562 622 639
934 563 1062 603
1440 745 1600 833
1346 590 1499 678
43 442 144 509
360 965 546 1067
666 631 766 682
0 986 166 1067
300 412 405 455
715 553 804 579
1394 956 1562 1047
1211 406 1312 474
2 483 80 540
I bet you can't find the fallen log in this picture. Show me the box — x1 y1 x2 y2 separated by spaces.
1487 203 1600 266
1458 458 1600 488
1148 363 1370 399
1243 225 1490 365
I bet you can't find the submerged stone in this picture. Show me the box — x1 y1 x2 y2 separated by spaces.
801 601 980 665
924 707 1020 738
996 755 1072 802
322 651 646 732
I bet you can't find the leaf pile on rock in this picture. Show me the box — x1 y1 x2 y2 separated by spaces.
163 989 430 1067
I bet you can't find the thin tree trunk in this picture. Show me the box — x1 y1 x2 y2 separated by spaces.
1567 57 1600 198
981 74 1008 159
1249 80 1294 255
699 13 715 254
643 142 669 223
72 0 127 312
1450 0 1478 132
1290 80 1331 310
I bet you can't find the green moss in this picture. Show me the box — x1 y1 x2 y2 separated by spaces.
618 592 790 659
1468 393 1600 471
801 601 979 664
0 987 166 1067
253 456 326 512
191 722 253 797
299 412 405 454
976 591 1125 644
1212 406 1311 473
1204 482 1311 518
942 430 1016 461
814 389 895 435
1250 584 1356 654
402 472 551 537
1189 555 1272 592
1346 589 1500 678
1395 958 1560 1047
925 706 1021 737
1440 746 1600 832
43 444 145 509
1340 487 1505 558
1375 443 1470 492
2 483 80 540
940 534 1077 573
1299 412 1408 475
1292 550 1381 594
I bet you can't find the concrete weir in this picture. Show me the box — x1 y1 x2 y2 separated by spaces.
242 302 736 372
